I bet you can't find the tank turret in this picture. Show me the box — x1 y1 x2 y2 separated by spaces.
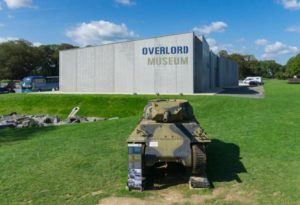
143 99 194 122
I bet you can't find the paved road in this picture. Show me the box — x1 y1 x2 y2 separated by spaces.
217 85 265 98
3 87 265 98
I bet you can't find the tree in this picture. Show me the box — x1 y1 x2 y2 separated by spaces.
225 53 283 79
285 53 300 77
259 60 282 78
0 40 77 80
218 50 228 57
227 53 255 78
32 43 76 76
0 40 39 80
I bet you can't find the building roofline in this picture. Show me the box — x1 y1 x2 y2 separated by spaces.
60 31 196 53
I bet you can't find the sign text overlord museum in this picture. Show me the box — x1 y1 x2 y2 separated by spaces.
142 46 189 66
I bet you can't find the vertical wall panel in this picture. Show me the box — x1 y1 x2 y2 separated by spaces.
193 37 202 93
218 56 226 88
59 50 77 92
201 37 211 92
114 42 135 93
134 41 155 93
94 45 115 92
209 52 218 90
76 47 95 92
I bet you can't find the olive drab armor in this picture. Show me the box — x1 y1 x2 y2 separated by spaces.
127 99 211 190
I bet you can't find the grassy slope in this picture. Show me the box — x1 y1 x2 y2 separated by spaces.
0 80 299 204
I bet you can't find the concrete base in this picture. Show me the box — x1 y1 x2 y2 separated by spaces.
189 176 210 189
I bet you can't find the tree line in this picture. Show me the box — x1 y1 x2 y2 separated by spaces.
0 40 77 80
0 40 299 80
219 50 300 79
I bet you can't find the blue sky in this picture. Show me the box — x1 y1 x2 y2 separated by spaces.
0 0 300 64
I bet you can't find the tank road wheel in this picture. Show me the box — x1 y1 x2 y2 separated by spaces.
191 144 207 176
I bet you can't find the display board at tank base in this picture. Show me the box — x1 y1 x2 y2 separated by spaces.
127 143 144 191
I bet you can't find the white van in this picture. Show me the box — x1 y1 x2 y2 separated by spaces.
243 77 263 85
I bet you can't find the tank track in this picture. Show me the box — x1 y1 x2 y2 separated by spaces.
192 144 207 175
190 144 210 188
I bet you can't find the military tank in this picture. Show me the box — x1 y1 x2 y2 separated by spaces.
127 99 210 190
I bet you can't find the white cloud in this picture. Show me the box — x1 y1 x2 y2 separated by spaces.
206 38 218 52
255 39 268 46
66 20 138 46
4 0 33 9
279 0 300 10
286 25 300 33
193 21 228 36
115 0 135 6
0 37 41 47
0 37 19 43
0 23 5 27
33 42 42 47
206 38 233 53
262 41 298 58
0 3 3 11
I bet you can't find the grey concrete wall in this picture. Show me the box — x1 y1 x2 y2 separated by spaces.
200 37 211 92
218 56 227 88
228 60 239 86
217 56 239 88
60 50 77 92
193 36 202 93
60 32 194 94
209 52 219 89
60 32 239 93
194 36 219 92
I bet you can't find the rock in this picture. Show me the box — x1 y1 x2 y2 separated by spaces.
0 111 119 129
18 117 39 128
68 116 81 123
86 117 106 122
108 117 119 121
0 123 15 129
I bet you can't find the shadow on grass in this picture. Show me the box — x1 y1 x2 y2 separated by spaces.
144 139 246 190
219 86 260 95
207 139 247 186
145 162 189 190
0 126 57 144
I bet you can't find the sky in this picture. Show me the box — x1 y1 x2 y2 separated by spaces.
0 0 300 64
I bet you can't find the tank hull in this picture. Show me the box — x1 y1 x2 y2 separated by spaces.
127 99 210 190
128 120 209 167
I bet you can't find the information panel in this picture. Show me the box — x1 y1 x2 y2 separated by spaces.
127 144 144 190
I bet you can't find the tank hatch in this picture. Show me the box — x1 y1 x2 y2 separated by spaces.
143 99 194 122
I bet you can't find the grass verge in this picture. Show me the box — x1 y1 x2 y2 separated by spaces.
0 80 299 204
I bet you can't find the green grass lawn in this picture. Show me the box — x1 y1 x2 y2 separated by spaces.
0 80 300 204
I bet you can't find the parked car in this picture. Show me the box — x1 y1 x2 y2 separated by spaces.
249 81 260 86
0 86 15 94
0 82 16 94
243 77 263 85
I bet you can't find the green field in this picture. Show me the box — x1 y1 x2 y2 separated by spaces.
0 80 299 204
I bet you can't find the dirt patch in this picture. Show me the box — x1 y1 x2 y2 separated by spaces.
91 190 103 196
222 184 257 205
98 185 256 205
224 190 253 204
80 190 104 199
99 197 157 205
